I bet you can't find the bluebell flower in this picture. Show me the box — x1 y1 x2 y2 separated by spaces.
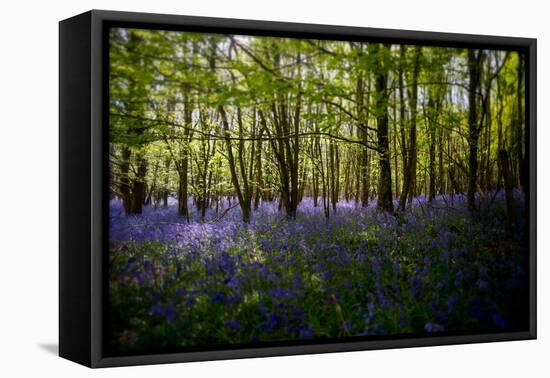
476 279 489 291
150 305 163 315
164 306 177 321
471 297 487 320
267 313 282 330
424 322 444 332
268 287 293 300
292 273 304 291
211 292 227 304
298 324 314 339
447 293 458 313
343 320 353 333
225 319 242 332
492 313 507 329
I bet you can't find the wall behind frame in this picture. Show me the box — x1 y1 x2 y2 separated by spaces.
0 0 546 377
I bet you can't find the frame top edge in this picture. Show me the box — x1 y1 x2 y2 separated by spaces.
87 9 535 48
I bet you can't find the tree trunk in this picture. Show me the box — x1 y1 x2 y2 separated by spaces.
161 158 170 208
120 146 132 213
373 44 394 215
499 149 515 235
496 74 505 192
467 49 482 211
427 95 439 202
517 54 527 193
254 127 264 210
146 158 159 206
392 91 399 197
428 119 437 202
312 161 319 207
129 154 147 214
178 159 189 220
358 74 371 208
406 46 421 205
219 105 251 223
398 45 409 212
329 140 339 212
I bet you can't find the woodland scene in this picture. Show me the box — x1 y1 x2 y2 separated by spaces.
108 28 529 352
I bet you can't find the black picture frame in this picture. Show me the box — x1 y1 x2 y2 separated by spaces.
59 9 537 368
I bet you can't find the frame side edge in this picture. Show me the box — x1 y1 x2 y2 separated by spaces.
528 38 537 339
90 9 107 368
59 12 93 367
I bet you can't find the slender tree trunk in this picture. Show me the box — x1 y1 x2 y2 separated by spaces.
406 46 421 205
298 159 307 202
437 124 445 195
499 149 515 235
177 103 192 220
358 75 371 207
236 107 253 220
427 95 439 202
517 54 527 193
162 158 170 208
467 49 482 211
428 122 437 202
312 146 319 207
120 146 132 213
392 91 399 197
146 158 159 206
289 90 302 218
343 150 351 201
496 75 505 191
373 44 394 214
129 154 147 214
360 135 370 207
219 105 251 223
354 147 361 205
483 90 492 191
254 127 264 210
178 163 189 220
329 140 338 212
321 140 330 218
398 46 409 212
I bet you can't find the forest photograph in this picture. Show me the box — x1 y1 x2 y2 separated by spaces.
107 27 529 354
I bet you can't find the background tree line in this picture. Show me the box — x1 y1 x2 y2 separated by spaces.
109 28 526 222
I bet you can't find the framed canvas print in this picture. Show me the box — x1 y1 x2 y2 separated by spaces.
59 10 537 368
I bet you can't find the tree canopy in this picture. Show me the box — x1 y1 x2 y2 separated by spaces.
109 27 526 222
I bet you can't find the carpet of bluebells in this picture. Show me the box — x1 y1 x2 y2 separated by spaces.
108 191 528 353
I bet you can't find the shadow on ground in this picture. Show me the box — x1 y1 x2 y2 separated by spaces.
38 343 58 356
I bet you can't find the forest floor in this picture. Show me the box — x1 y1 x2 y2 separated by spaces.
108 191 528 353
